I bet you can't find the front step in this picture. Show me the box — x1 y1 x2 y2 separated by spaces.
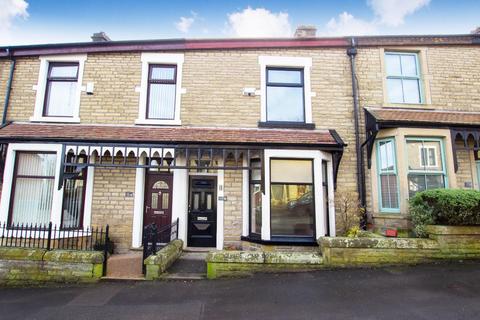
167 252 208 276
105 252 144 279
162 273 206 280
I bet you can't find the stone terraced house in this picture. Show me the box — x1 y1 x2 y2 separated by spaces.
0 27 479 254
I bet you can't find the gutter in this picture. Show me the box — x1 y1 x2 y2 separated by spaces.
2 48 15 127
347 37 367 230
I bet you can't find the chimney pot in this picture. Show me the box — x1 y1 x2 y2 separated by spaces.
91 32 111 42
294 25 317 38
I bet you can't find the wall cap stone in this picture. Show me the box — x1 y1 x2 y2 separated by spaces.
0 247 47 261
425 225 480 236
206 250 324 265
318 237 439 250
43 250 104 264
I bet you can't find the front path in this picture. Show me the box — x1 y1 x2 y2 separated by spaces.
1 261 479 320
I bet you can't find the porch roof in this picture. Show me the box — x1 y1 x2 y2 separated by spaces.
365 107 480 128
0 122 344 149
364 107 480 172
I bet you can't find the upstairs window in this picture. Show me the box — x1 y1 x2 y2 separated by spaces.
385 52 422 104
43 63 79 117
266 68 305 123
147 65 177 120
32 55 86 123
137 53 184 125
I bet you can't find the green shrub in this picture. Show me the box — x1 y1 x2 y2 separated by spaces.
409 189 480 237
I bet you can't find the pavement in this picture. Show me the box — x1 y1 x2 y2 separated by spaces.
1 261 480 320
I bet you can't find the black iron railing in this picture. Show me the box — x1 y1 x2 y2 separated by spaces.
0 222 110 251
142 218 179 274
1 222 111 276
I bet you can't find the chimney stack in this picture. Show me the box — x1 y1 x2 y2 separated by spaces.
91 32 111 42
294 25 317 38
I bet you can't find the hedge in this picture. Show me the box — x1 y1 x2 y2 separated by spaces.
409 189 480 237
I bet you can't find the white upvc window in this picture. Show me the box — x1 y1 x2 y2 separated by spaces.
136 53 184 126
31 54 86 123
258 56 313 124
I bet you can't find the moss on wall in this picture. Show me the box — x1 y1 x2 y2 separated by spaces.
0 248 104 286
144 239 183 280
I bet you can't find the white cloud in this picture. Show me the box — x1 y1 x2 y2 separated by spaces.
368 0 431 27
325 12 377 36
226 7 291 38
322 0 430 36
0 0 29 43
175 11 197 33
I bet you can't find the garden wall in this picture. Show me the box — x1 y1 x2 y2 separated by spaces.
319 225 480 267
206 250 324 279
144 239 183 280
0 247 104 285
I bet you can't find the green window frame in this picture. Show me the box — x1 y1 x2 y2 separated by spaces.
405 137 448 198
376 138 400 213
385 52 423 104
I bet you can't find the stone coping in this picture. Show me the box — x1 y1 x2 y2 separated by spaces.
425 225 480 236
206 250 323 265
318 237 439 250
144 239 183 280
0 247 104 264
0 247 47 261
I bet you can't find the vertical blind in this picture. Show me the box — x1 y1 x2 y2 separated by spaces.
62 178 85 229
377 139 399 210
11 153 56 225
147 65 176 120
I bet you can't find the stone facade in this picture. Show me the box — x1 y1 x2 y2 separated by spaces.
0 39 479 247
91 167 136 253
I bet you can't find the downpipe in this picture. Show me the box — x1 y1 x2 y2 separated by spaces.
347 38 367 230
2 48 15 127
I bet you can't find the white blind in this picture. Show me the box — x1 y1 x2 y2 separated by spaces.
270 159 313 184
11 153 56 226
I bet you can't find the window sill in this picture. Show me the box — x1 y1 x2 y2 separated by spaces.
135 119 181 126
383 103 433 109
258 121 315 130
30 116 80 123
241 235 317 246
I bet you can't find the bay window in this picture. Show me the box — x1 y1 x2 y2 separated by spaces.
376 138 400 212
61 154 87 229
249 159 262 236
9 152 56 226
270 159 314 238
406 138 446 198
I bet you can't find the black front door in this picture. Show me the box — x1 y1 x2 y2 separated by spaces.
188 176 217 247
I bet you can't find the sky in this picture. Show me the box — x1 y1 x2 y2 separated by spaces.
0 0 479 46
